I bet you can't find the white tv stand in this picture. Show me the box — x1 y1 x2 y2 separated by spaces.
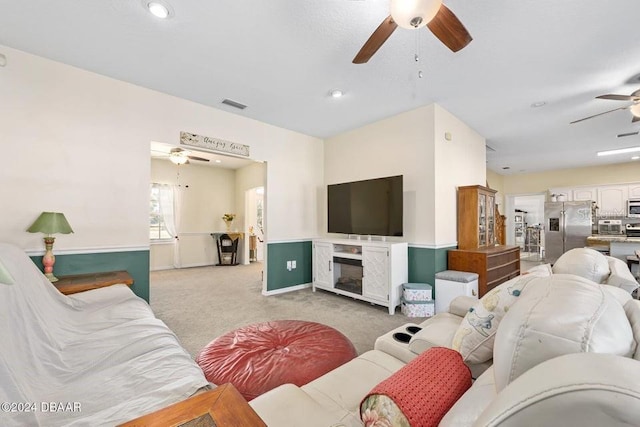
312 238 408 314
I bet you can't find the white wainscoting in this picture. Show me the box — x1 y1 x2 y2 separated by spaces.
150 232 249 271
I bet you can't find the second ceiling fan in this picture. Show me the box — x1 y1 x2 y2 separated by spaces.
352 0 472 64
570 89 640 124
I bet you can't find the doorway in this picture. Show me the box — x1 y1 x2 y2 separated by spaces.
149 141 266 271
505 193 546 260
244 187 264 263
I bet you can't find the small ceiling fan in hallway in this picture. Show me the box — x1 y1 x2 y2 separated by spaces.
570 89 640 124
152 147 210 165
352 0 473 64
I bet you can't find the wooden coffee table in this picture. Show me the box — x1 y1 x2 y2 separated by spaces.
54 270 133 295
118 383 266 427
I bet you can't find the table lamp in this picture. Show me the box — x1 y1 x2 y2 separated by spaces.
27 212 74 282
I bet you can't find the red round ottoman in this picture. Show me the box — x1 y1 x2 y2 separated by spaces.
195 320 358 401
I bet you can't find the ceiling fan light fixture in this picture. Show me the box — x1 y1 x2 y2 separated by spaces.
630 103 640 118
145 1 172 19
169 154 188 165
390 0 442 29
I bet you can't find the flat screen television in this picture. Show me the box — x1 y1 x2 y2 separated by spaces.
327 175 403 236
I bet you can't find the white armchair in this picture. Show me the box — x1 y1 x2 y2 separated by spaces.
551 247 639 294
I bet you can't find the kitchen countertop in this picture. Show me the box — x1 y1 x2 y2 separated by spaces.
587 235 640 243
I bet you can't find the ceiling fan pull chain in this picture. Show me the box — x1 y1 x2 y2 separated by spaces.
415 33 423 79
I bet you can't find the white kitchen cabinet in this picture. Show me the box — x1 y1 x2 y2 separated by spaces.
312 239 408 314
573 187 597 202
598 185 628 216
628 184 640 199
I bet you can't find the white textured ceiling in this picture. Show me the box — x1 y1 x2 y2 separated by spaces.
2 0 640 174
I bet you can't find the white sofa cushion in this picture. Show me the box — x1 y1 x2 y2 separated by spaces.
473 353 640 427
249 384 345 427
439 366 498 427
451 275 539 364
524 263 552 277
624 299 640 361
493 274 635 392
552 247 610 283
301 350 405 426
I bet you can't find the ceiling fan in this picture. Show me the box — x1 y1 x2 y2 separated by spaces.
352 0 472 64
570 89 640 124
152 147 210 165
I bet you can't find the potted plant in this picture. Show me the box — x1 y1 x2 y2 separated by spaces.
222 213 235 231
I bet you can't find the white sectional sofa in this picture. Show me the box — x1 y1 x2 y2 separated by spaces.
0 243 209 426
250 249 640 426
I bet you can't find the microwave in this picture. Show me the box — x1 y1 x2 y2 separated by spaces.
629 199 640 218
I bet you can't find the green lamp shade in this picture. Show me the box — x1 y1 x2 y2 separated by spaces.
27 212 74 235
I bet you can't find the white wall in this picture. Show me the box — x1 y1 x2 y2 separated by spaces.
0 46 323 255
500 162 640 195
324 105 435 244
433 105 487 245
323 104 486 246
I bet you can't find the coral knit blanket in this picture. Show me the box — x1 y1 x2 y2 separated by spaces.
362 347 472 427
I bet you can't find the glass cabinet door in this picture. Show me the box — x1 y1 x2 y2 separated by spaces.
478 194 486 246
487 195 495 245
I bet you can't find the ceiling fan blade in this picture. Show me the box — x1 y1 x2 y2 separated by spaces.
618 131 639 138
569 106 629 124
352 15 397 64
596 94 637 101
187 155 210 162
426 5 472 52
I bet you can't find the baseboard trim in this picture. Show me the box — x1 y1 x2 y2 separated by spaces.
150 266 176 271
262 282 311 296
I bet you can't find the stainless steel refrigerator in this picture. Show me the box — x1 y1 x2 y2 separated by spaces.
544 201 592 264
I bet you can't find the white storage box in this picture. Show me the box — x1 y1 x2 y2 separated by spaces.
435 270 479 313
401 299 435 318
402 283 432 301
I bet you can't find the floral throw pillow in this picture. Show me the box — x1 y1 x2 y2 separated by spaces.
451 274 538 364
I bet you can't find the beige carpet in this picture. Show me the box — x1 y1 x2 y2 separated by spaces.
150 262 418 359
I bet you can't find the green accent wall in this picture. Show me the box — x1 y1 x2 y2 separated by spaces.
267 241 312 291
30 250 150 302
408 246 454 298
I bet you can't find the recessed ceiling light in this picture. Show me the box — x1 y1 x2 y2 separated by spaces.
597 146 640 156
215 159 221 163
145 1 171 19
330 90 343 98
530 101 547 108
632 156 640 160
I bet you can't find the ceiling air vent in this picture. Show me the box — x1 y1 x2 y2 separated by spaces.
221 98 247 110
485 145 496 152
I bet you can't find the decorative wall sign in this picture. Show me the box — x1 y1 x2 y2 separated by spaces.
180 132 250 157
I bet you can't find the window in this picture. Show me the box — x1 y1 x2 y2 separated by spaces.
150 183 173 240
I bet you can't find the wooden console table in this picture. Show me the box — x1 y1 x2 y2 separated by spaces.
54 270 133 295
118 383 266 427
